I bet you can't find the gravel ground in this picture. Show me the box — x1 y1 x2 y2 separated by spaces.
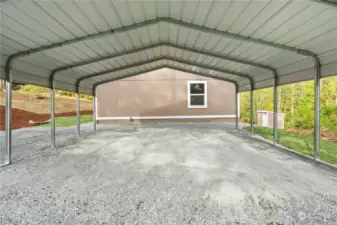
0 123 337 225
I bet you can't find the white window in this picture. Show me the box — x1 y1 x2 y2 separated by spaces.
187 81 207 108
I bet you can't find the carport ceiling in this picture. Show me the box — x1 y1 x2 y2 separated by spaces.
1 0 337 95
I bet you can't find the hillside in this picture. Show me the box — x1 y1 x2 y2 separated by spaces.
0 92 93 130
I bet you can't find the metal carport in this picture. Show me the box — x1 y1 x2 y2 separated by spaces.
1 0 337 166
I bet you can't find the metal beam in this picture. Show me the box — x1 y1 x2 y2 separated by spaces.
4 72 12 165
312 0 337 7
75 56 254 90
3 15 320 161
314 59 322 160
235 84 239 130
92 65 239 92
76 92 80 137
93 90 97 132
250 88 254 136
273 78 278 145
4 17 318 80
50 83 56 148
50 42 276 83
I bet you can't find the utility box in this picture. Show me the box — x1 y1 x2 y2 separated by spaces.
257 110 285 129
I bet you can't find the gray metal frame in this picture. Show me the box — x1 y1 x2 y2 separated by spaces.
48 42 272 141
250 89 254 136
50 84 56 148
4 75 12 165
92 65 239 91
273 78 279 145
314 59 322 160
74 56 254 85
2 16 322 166
93 93 97 132
76 92 80 138
74 57 256 139
312 0 337 7
235 86 240 130
49 42 277 80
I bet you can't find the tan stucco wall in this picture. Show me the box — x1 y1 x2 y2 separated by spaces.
96 68 235 122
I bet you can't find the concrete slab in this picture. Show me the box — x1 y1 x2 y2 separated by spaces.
0 123 337 225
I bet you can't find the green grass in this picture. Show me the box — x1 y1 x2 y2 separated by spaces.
40 115 93 127
244 126 337 166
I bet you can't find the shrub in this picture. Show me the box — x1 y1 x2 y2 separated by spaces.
19 85 49 93
240 116 250 123
17 85 93 100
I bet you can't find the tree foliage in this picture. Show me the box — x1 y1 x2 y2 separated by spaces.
15 84 93 100
240 76 337 132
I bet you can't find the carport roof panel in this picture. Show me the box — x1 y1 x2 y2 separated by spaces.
1 0 337 95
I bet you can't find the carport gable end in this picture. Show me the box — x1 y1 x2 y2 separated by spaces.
95 69 237 124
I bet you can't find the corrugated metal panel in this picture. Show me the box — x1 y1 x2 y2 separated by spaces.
255 78 274 90
0 54 7 67
227 1 269 34
301 29 337 54
288 26 337 54
319 48 337 65
239 1 291 36
1 15 52 47
216 1 251 31
251 1 311 40
34 1 86 37
263 4 329 42
322 62 337 77
3 3 63 42
1 0 336 96
277 9 337 44
0 35 29 52
111 1 133 26
169 0 184 20
23 53 65 71
278 68 316 85
12 70 50 87
92 1 123 29
191 1 214 26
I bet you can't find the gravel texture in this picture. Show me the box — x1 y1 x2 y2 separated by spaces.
0 123 337 225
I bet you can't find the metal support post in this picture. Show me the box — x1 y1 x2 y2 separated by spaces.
314 70 321 160
250 89 254 136
235 89 240 130
273 79 278 145
76 92 80 137
93 89 97 131
5 71 12 164
50 83 56 148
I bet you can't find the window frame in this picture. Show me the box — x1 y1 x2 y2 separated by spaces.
187 81 208 108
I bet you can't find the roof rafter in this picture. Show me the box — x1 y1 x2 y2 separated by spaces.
312 0 337 7
5 17 318 83
74 56 254 93
50 42 277 84
91 65 240 96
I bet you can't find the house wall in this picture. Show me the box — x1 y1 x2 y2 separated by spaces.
96 68 236 124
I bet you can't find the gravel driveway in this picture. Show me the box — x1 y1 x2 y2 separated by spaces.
1 123 337 225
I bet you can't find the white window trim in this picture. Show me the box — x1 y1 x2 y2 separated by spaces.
187 81 208 108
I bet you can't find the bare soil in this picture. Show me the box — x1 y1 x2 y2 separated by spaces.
0 106 92 131
0 91 92 114
0 91 93 131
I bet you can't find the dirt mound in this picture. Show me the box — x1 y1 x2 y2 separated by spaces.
0 105 92 131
